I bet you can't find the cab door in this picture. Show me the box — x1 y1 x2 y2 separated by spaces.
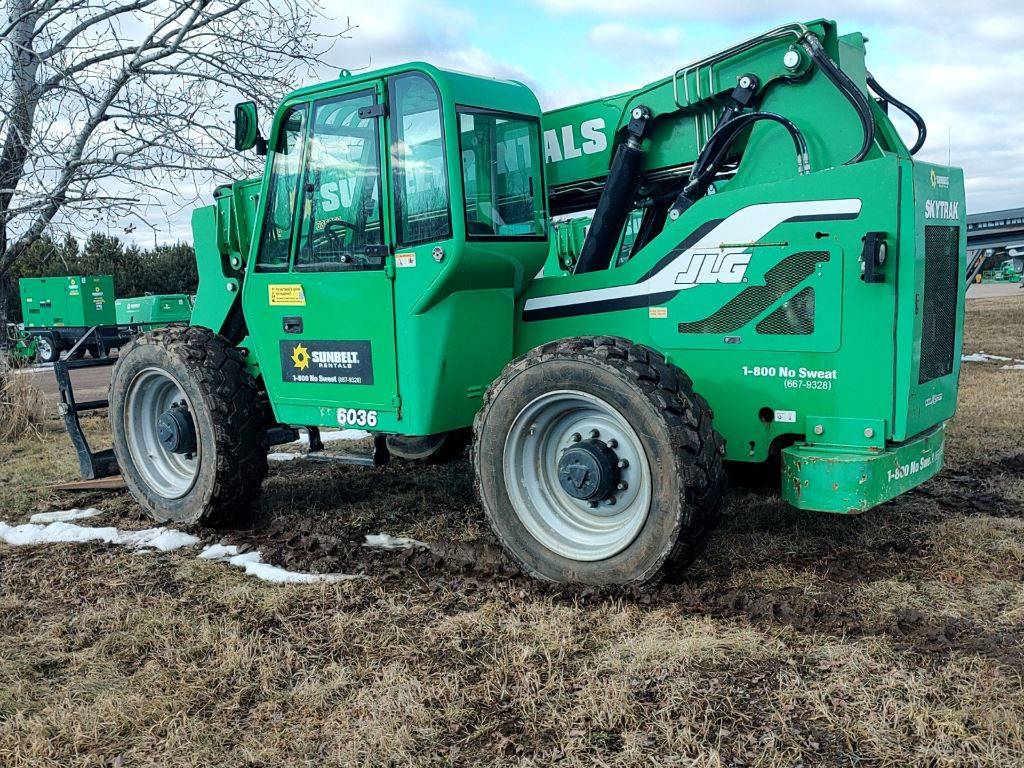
243 82 399 427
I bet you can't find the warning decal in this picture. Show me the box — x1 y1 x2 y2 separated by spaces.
268 284 306 306
280 340 373 385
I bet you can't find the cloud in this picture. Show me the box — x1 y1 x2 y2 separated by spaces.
538 0 1021 26
321 1 532 87
546 0 1023 212
588 22 682 51
117 0 1020 246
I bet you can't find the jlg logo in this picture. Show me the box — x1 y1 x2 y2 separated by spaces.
544 118 607 163
674 251 752 287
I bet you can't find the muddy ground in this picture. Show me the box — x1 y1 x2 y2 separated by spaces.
1 296 1022 767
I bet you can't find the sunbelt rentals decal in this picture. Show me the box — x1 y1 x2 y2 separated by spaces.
925 168 959 220
544 118 607 163
280 340 373 385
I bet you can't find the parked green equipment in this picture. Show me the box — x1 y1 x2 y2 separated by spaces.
980 258 1023 283
115 295 193 328
3 323 37 366
19 275 135 362
551 210 644 274
61 20 966 586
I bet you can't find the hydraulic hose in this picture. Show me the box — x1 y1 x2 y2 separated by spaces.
668 33 873 220
669 110 810 219
693 111 810 180
801 33 875 165
866 72 927 155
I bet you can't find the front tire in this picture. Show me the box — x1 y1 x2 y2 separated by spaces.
473 336 726 586
109 326 268 526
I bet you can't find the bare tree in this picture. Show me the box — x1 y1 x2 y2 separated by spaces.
0 0 345 326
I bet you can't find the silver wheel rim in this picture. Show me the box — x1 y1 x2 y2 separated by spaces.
124 367 199 499
37 338 52 360
503 389 652 561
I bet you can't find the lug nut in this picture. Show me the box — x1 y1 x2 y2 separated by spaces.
588 500 599 508
605 496 617 505
617 481 628 491
618 459 629 469
571 432 582 442
607 438 618 449
589 428 600 439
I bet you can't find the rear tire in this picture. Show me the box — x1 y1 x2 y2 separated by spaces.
473 336 726 586
109 325 268 526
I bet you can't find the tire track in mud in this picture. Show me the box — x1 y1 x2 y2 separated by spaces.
220 521 1024 672
202 447 1024 669
912 453 1024 517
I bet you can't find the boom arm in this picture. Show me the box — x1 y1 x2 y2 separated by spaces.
540 21 917 228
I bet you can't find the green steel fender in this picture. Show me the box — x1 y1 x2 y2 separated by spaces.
188 205 241 336
781 423 946 513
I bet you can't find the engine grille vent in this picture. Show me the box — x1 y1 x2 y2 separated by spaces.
756 287 815 335
678 250 828 334
919 225 959 383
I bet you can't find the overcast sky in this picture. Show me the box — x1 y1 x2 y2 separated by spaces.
146 0 1022 243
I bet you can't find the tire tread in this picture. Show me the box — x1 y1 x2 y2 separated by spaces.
116 326 267 525
473 335 726 585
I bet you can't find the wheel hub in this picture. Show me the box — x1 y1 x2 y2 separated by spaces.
557 439 621 501
157 404 196 455
503 390 652 562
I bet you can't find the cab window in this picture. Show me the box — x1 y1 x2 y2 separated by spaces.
294 90 384 271
458 110 546 239
389 73 451 246
256 105 306 271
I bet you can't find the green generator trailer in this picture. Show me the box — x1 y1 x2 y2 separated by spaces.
63 20 966 586
18 276 136 362
115 295 193 328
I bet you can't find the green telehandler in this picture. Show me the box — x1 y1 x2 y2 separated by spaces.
59 19 966 585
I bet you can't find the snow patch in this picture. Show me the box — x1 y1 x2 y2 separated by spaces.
200 544 361 584
297 429 370 444
1 519 363 585
962 351 1016 363
267 452 301 462
1001 363 1024 371
198 543 241 559
269 429 372 461
0 520 199 551
29 508 100 524
363 533 427 550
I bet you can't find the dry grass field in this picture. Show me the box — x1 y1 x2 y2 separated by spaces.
1 297 1022 767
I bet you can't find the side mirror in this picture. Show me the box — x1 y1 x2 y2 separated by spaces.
234 101 266 154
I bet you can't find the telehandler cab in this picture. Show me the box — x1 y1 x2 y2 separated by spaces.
67 20 966 585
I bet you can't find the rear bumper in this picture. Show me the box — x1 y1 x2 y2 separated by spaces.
781 423 945 514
